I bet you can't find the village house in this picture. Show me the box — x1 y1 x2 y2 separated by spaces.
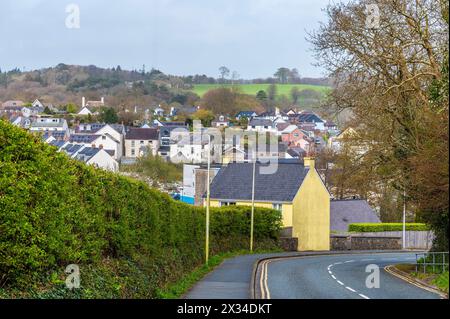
29 117 68 132
181 164 221 205
211 115 230 128
169 131 220 164
247 118 277 134
295 111 326 131
75 123 125 160
330 199 380 232
82 96 105 108
235 111 257 120
125 127 160 158
50 141 118 172
207 158 330 251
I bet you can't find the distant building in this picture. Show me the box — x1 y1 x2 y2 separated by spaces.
77 106 92 115
211 115 230 128
82 96 105 108
29 118 68 132
330 199 381 232
125 128 160 158
235 111 257 120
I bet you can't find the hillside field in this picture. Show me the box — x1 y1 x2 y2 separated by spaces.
190 83 331 97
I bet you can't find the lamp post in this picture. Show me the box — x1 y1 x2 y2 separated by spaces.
402 190 406 250
205 134 211 264
250 158 256 252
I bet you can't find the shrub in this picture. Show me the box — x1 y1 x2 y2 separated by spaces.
348 223 430 232
0 120 282 296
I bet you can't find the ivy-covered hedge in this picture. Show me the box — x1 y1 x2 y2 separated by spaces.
348 223 430 232
0 120 282 297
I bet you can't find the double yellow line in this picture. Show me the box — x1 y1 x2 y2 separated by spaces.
259 259 272 299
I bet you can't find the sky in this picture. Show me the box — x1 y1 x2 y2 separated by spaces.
0 0 333 79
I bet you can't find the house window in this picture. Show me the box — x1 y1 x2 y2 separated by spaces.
140 140 144 144
252 126 255 129
272 203 282 211
131 140 135 147
264 126 268 129
102 135 106 140
131 149 135 156
220 202 236 207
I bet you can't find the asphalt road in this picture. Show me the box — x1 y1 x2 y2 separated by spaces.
260 252 441 299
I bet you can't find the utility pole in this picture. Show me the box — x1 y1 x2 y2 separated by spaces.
205 134 211 264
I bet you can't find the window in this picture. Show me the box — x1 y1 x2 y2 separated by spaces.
102 135 106 140
140 140 144 144
220 202 236 207
272 203 282 211
131 149 135 156
131 140 135 147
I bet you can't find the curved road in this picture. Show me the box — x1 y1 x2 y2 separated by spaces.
258 252 442 299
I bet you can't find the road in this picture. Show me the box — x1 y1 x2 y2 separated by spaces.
258 252 442 299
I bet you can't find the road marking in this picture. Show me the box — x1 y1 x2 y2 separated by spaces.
257 253 416 299
328 270 332 274
344 260 355 263
346 286 356 292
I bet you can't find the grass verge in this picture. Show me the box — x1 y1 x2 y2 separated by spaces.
156 249 281 299
394 264 449 295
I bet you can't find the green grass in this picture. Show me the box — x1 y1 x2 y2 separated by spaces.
156 248 282 299
432 272 449 294
190 83 330 97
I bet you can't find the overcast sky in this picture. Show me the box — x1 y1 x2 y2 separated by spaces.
0 0 333 78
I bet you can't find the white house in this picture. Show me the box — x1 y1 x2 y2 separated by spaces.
169 132 221 164
29 118 68 132
75 123 125 160
69 132 121 160
247 118 277 134
77 106 92 116
75 147 119 172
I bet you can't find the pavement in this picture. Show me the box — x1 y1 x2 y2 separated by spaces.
184 251 443 299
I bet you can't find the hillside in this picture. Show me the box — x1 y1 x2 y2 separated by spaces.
0 120 281 298
191 83 330 97
0 64 330 111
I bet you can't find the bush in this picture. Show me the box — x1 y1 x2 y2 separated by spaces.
0 120 282 296
348 223 430 232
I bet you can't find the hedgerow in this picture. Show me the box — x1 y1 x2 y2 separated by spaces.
348 223 430 232
0 120 282 297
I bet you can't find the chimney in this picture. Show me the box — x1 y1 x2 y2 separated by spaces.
82 96 86 108
275 107 280 116
303 156 315 169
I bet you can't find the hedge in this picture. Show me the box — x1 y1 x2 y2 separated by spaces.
348 223 430 232
0 120 282 297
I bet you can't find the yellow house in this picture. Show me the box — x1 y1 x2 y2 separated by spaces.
207 158 330 251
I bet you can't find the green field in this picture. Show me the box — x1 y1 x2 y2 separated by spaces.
190 83 331 97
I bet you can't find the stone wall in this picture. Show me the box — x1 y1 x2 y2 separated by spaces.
280 237 298 251
331 235 402 250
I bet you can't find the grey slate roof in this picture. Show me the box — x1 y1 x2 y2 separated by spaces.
126 128 159 140
249 118 274 127
330 199 381 232
209 162 309 202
